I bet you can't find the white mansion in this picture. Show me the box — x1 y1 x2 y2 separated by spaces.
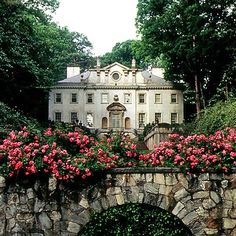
48 60 184 136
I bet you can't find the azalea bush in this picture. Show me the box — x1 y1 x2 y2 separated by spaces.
1 127 236 182
142 127 236 173
0 127 143 181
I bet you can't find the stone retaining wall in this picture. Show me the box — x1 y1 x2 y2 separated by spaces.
0 168 236 235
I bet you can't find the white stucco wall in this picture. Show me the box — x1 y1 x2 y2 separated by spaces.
48 62 184 132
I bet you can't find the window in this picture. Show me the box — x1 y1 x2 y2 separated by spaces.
71 93 77 103
139 94 145 103
155 113 162 124
171 94 177 103
101 93 109 103
87 94 94 103
111 114 121 128
112 72 120 81
171 113 178 124
124 93 132 103
71 112 77 123
55 112 61 122
155 94 161 103
55 93 62 103
138 113 145 128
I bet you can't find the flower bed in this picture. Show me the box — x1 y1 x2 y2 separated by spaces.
0 127 236 181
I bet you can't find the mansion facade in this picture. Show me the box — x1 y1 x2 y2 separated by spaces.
48 60 184 136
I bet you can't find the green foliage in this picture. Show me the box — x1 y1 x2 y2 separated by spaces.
0 0 94 120
185 99 236 135
0 102 41 139
136 0 236 113
79 203 192 236
100 40 150 68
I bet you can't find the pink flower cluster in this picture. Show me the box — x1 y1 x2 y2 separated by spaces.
1 127 236 181
142 127 236 173
0 128 141 181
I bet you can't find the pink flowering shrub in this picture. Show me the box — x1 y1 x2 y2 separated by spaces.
0 128 142 181
142 127 236 173
1 127 236 182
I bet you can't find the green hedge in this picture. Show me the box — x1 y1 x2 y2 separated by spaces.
79 203 192 236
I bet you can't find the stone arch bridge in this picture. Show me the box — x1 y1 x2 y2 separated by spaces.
0 168 236 235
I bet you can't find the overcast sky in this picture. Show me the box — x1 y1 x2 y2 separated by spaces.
53 0 138 56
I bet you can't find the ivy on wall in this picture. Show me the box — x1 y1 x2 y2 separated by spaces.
79 203 193 236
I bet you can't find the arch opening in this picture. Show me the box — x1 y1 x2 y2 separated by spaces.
79 203 193 236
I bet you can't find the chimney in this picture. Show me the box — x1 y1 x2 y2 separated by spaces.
67 67 80 78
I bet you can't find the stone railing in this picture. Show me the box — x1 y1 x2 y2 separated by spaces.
0 168 236 235
144 126 172 149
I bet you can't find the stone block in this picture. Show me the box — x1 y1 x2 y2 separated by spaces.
106 187 122 195
159 185 172 195
77 210 90 226
67 222 81 234
193 191 209 199
153 173 165 185
90 200 102 213
223 218 236 229
202 199 216 210
138 192 144 203
79 198 89 209
0 176 6 188
204 228 219 235
165 174 178 185
145 173 153 182
38 212 52 230
116 194 124 205
127 186 140 203
172 202 185 216
210 191 221 204
182 210 198 225
107 195 117 208
144 183 159 195
174 188 189 202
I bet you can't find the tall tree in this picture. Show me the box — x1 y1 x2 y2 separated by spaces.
136 0 236 116
0 0 93 121
100 40 145 68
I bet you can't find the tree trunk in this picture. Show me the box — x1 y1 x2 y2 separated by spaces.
195 73 201 118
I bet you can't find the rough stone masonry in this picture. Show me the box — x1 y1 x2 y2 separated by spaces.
0 168 236 235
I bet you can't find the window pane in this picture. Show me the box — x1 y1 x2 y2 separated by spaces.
171 113 178 124
139 94 145 103
55 112 61 122
139 113 145 128
71 93 77 103
112 114 121 128
171 94 177 103
87 94 93 103
155 94 161 103
55 93 62 103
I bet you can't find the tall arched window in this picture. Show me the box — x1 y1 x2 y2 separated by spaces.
107 102 126 131
125 117 131 129
102 117 108 129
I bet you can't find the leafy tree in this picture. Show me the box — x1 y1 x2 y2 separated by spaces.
136 0 236 116
0 0 94 121
100 40 144 68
